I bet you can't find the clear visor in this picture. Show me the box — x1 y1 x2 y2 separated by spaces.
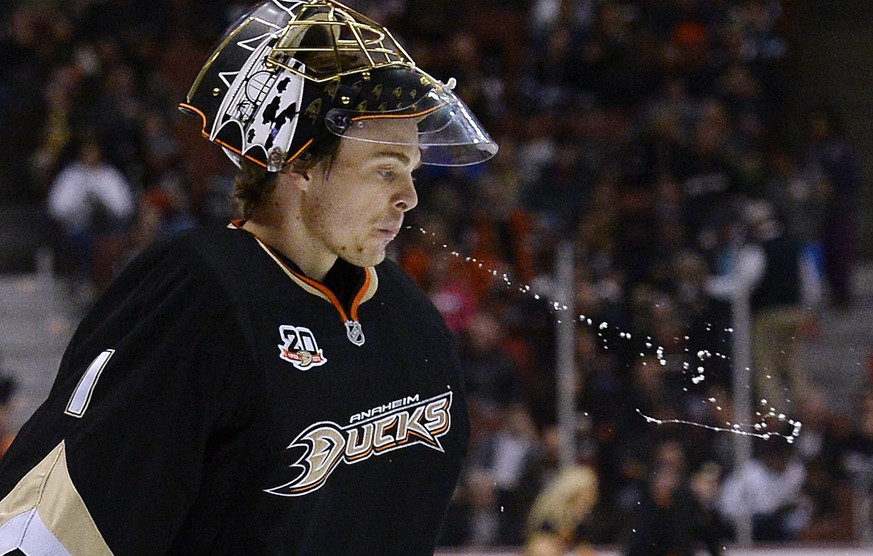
324 87 498 166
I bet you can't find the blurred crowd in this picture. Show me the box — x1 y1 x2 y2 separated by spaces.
1 0 871 553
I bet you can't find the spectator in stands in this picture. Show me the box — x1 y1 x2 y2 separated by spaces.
515 111 560 192
465 403 547 546
804 104 863 309
459 310 526 411
690 462 732 551
706 198 820 412
526 464 599 555
0 373 17 460
623 440 726 556
461 468 502 547
46 135 135 297
30 62 83 188
846 385 873 460
671 98 745 253
0 7 52 204
624 353 685 426
843 384 873 542
764 144 828 293
124 184 196 263
575 326 623 440
744 199 820 411
717 436 809 541
796 455 854 542
793 386 847 474
427 255 481 335
787 387 853 542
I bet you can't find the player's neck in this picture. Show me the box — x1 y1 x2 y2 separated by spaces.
243 185 336 282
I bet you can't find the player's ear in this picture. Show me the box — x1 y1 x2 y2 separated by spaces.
282 161 312 192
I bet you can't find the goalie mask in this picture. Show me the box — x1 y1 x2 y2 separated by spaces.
180 0 498 171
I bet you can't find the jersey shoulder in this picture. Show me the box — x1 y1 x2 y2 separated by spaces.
374 258 432 304
373 258 451 334
106 224 267 309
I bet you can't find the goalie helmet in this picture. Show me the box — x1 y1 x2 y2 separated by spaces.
180 0 497 171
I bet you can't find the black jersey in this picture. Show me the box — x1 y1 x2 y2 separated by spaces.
0 224 469 555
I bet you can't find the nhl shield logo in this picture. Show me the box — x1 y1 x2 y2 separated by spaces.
344 320 365 346
278 325 327 371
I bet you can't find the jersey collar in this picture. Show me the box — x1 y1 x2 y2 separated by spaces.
230 221 379 328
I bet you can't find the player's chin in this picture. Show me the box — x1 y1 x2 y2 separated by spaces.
342 244 388 268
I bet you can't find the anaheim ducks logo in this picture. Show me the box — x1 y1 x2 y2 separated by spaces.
278 325 327 371
265 392 453 497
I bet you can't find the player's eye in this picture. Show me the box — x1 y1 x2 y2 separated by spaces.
377 167 396 180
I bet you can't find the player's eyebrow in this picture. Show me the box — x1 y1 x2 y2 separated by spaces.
375 150 422 170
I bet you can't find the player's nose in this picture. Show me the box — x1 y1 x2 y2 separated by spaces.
393 174 418 212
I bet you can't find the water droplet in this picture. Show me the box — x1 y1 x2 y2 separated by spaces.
412 225 802 446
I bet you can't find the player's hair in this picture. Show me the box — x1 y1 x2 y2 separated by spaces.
233 138 340 219
233 45 367 218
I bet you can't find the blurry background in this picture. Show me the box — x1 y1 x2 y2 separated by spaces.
1 1 873 554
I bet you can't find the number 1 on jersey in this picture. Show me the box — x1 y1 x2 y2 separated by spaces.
65 349 115 418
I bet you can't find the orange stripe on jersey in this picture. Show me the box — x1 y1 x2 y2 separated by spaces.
349 268 373 322
285 267 353 323
238 225 376 326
